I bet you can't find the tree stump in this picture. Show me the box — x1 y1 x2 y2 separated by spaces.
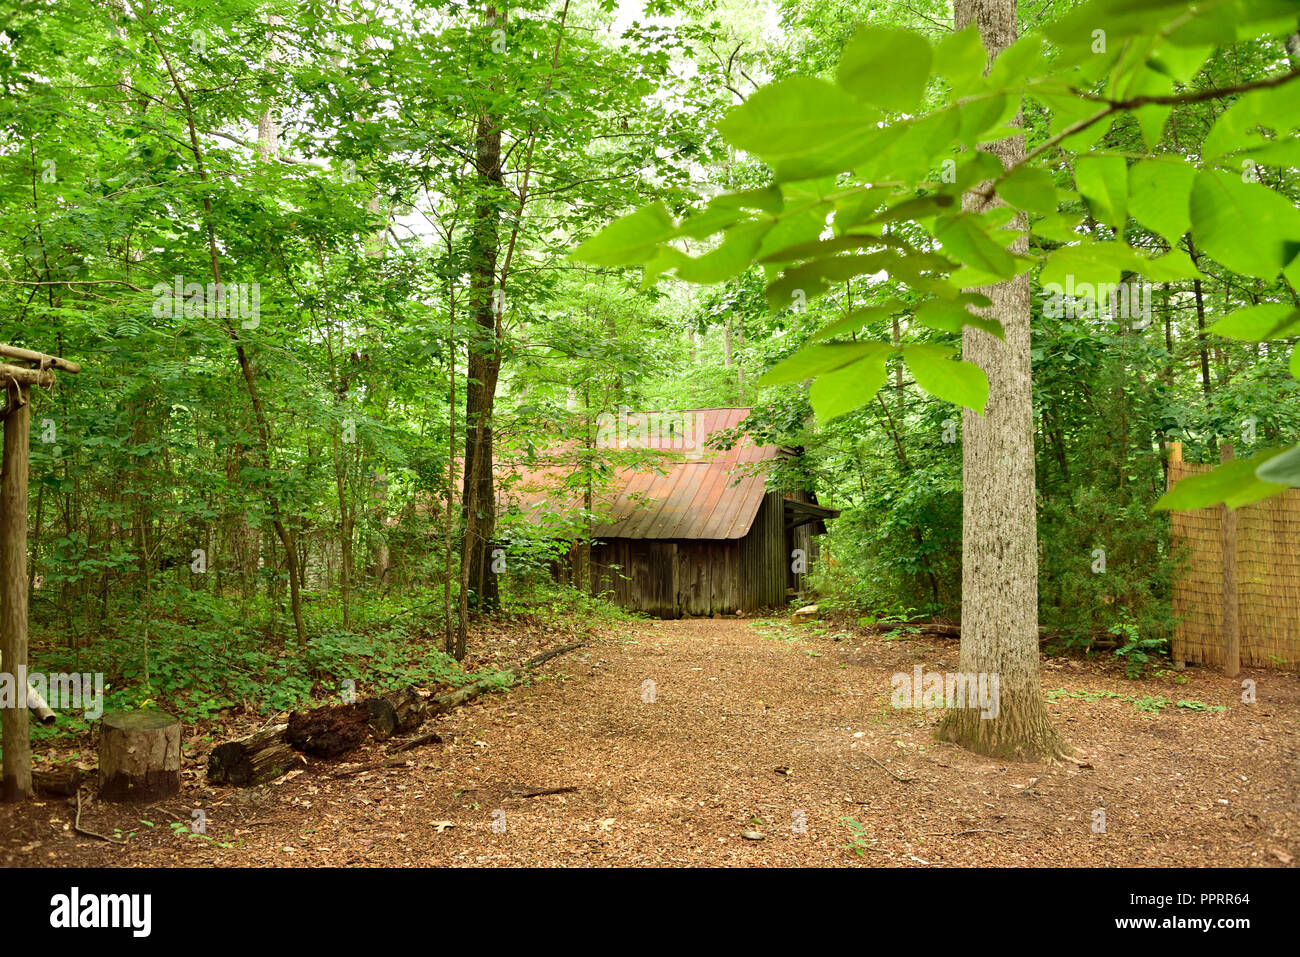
99 711 181 802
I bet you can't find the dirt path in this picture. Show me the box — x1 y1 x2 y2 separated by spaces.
4 617 1297 867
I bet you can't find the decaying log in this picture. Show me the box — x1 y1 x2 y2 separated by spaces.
33 765 86 796
425 641 589 716
363 687 427 740
285 703 372 758
235 643 589 765
380 686 427 732
99 710 181 802
287 686 431 758
207 723 303 786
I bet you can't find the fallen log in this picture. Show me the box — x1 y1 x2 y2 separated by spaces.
33 764 86 796
389 641 589 753
425 641 589 717
875 620 961 638
0 651 57 723
288 686 430 758
207 724 303 786
218 642 590 766
364 687 426 739
286 703 373 758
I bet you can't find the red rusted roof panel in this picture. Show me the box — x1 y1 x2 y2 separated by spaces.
498 408 778 540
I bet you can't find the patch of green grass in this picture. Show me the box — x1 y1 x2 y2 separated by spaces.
1046 688 1226 715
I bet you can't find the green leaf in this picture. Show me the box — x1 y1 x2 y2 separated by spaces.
1035 91 1112 153
954 93 1018 149
1189 170 1300 279
1128 159 1194 243
934 25 987 98
1032 212 1085 244
1074 155 1128 231
1146 43 1212 84
810 354 891 422
913 301 1004 340
1040 240 1139 289
758 232 885 265
1155 449 1291 510
836 25 932 113
717 77 881 163
986 34 1045 90
902 344 989 413
756 206 832 264
997 166 1058 215
1208 303 1300 341
1292 343 1300 380
758 342 893 387
1256 444 1300 487
873 108 964 182
1245 137 1300 170
1202 80 1300 161
570 202 676 266
1130 68 1174 150
672 221 773 284
933 215 1018 280
764 253 895 310
810 301 901 342
1143 250 1201 281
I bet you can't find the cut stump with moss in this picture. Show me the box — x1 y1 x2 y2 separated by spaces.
99 710 181 802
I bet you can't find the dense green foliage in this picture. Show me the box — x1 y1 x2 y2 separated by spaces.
3 0 1299 732
574 0 1300 655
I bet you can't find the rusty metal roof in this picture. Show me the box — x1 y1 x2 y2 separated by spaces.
498 408 779 540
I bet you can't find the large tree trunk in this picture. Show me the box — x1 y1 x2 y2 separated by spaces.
460 99 505 621
937 0 1066 761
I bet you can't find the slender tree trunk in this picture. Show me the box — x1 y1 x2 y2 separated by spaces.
335 449 352 630
1186 238 1214 396
144 7 306 643
445 278 458 657
461 93 504 617
938 0 1066 761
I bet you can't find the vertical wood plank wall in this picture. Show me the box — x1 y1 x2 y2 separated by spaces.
586 491 790 618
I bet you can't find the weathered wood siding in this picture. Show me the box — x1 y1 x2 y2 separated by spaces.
738 490 786 611
585 490 788 618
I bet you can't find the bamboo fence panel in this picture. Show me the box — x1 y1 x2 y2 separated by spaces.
1169 456 1300 671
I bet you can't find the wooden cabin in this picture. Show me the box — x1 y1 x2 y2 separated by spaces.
499 408 837 618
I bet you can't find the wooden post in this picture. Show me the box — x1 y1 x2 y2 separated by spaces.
0 348 78 802
1 380 33 801
1220 443 1240 678
1167 441 1185 669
